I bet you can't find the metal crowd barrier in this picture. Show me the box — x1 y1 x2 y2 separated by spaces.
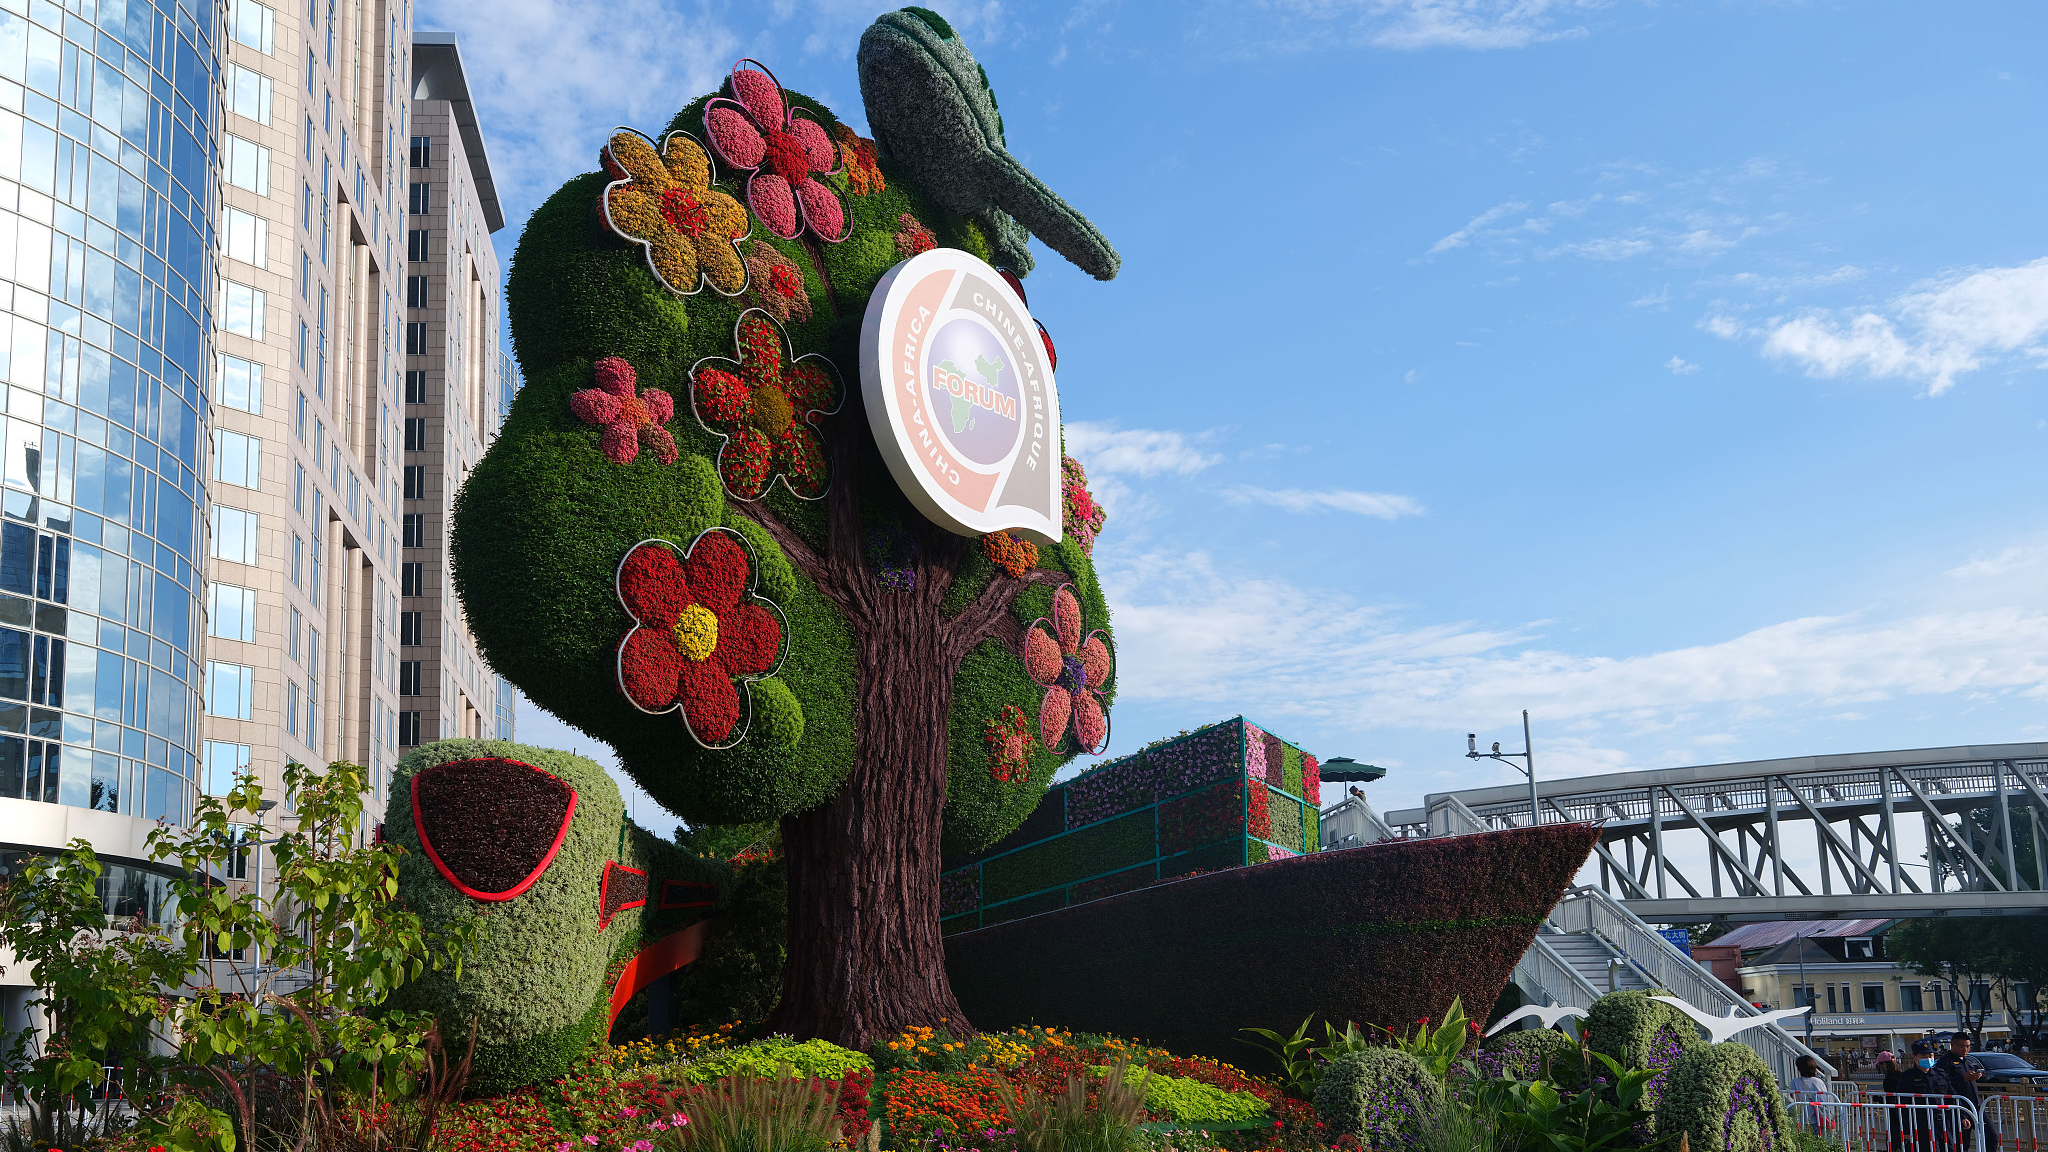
1807 1086 2046 1152
1786 1093 1986 1152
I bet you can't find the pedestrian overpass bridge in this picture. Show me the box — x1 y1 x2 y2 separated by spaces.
1377 742 2048 923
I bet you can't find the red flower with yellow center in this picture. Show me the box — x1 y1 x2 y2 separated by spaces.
614 531 785 748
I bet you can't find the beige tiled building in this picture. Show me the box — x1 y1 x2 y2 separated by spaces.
396 33 508 754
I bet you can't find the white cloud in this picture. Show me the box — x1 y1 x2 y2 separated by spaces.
1734 256 2048 395
1429 201 1529 254
1358 0 1593 50
1947 543 2048 579
1223 486 1426 519
1103 551 2048 736
1063 422 1220 477
1665 356 1700 375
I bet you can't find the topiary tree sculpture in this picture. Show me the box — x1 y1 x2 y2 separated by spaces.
1585 989 1702 1112
1654 1044 1793 1152
449 10 1121 1047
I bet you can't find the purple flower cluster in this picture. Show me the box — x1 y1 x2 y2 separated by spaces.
864 524 918 592
1355 1078 1428 1150
1723 1072 1779 1152
940 870 980 918
1062 720 1246 827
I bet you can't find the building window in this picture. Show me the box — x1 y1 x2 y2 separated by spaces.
203 741 252 796
404 417 426 451
398 710 422 747
403 465 424 501
1929 984 1944 1011
222 207 269 266
225 136 272 195
405 370 427 404
212 508 260 565
229 0 275 52
408 182 430 215
206 662 256 720
1861 984 1885 1013
293 463 305 514
406 275 428 309
296 391 307 441
290 534 303 587
1969 983 1991 1012
408 229 430 263
401 562 423 597
227 64 274 124
219 355 264 414
288 606 302 662
410 136 431 168
400 611 422 647
286 680 301 736
405 322 427 356
212 429 262 489
1899 983 1922 1012
399 660 422 696
402 514 424 549
220 282 267 340
208 584 258 642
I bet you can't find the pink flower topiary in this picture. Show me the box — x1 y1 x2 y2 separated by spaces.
701 59 847 242
1021 584 1112 754
570 356 679 466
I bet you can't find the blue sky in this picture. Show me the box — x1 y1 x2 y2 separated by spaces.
422 0 2048 832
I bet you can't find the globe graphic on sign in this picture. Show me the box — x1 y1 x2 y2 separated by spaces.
926 316 1022 468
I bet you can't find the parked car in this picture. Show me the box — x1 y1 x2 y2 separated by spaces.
1969 1052 2048 1088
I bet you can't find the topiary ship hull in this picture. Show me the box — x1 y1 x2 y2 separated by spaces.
946 822 1599 1066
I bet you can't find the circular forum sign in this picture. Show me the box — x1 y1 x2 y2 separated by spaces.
860 248 1062 542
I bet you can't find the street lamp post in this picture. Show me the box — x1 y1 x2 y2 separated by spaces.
1467 709 1540 830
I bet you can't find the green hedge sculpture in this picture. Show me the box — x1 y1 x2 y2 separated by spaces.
1654 1043 1793 1152
1313 1048 1444 1149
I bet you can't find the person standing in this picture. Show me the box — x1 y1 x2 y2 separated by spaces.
1895 1041 1962 1152
1936 1033 1998 1151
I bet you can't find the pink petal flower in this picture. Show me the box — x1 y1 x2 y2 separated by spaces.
1074 693 1106 752
1078 634 1112 687
595 355 636 396
1023 627 1062 686
601 421 639 465
671 1113 689 1126
570 388 624 427
789 117 836 172
1039 687 1072 751
705 106 766 168
796 178 844 241
732 64 785 130
582 1137 599 1146
748 174 799 239
642 425 679 465
642 389 675 424
1052 587 1082 655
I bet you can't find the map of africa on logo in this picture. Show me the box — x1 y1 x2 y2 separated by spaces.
927 317 1021 467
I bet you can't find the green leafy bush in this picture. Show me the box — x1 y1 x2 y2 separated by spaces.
1585 990 1700 1082
683 1037 873 1084
1313 1048 1445 1149
1125 1071 1267 1126
1654 1043 1791 1152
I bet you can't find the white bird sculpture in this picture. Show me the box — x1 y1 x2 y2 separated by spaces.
1484 1004 1590 1037
1651 996 1811 1043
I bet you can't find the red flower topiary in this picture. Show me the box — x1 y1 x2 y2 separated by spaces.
615 530 785 747
689 310 843 500
701 59 847 242
982 704 1033 783
1021 584 1112 754
570 357 678 466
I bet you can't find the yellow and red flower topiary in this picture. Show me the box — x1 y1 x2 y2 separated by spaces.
688 310 843 500
615 531 785 747
600 129 749 296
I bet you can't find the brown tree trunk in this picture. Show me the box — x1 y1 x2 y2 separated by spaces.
768 589 972 1047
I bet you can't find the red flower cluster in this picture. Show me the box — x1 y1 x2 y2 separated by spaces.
1301 753 1322 804
881 1068 1022 1142
691 311 842 500
982 704 1033 783
1246 782 1273 841
834 124 884 195
702 59 846 241
570 356 678 466
895 212 937 259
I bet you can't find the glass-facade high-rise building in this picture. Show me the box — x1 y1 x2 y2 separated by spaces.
0 0 223 828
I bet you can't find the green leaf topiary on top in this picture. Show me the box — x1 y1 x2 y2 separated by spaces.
1654 1043 1793 1152
1313 1048 1444 1149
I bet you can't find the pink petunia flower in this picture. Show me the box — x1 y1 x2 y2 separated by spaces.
1021 584 1112 754
701 59 847 242
569 356 678 466
582 1137 599 1147
617 1107 640 1120
671 1113 690 1126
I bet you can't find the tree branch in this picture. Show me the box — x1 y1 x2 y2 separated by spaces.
943 565 1066 663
